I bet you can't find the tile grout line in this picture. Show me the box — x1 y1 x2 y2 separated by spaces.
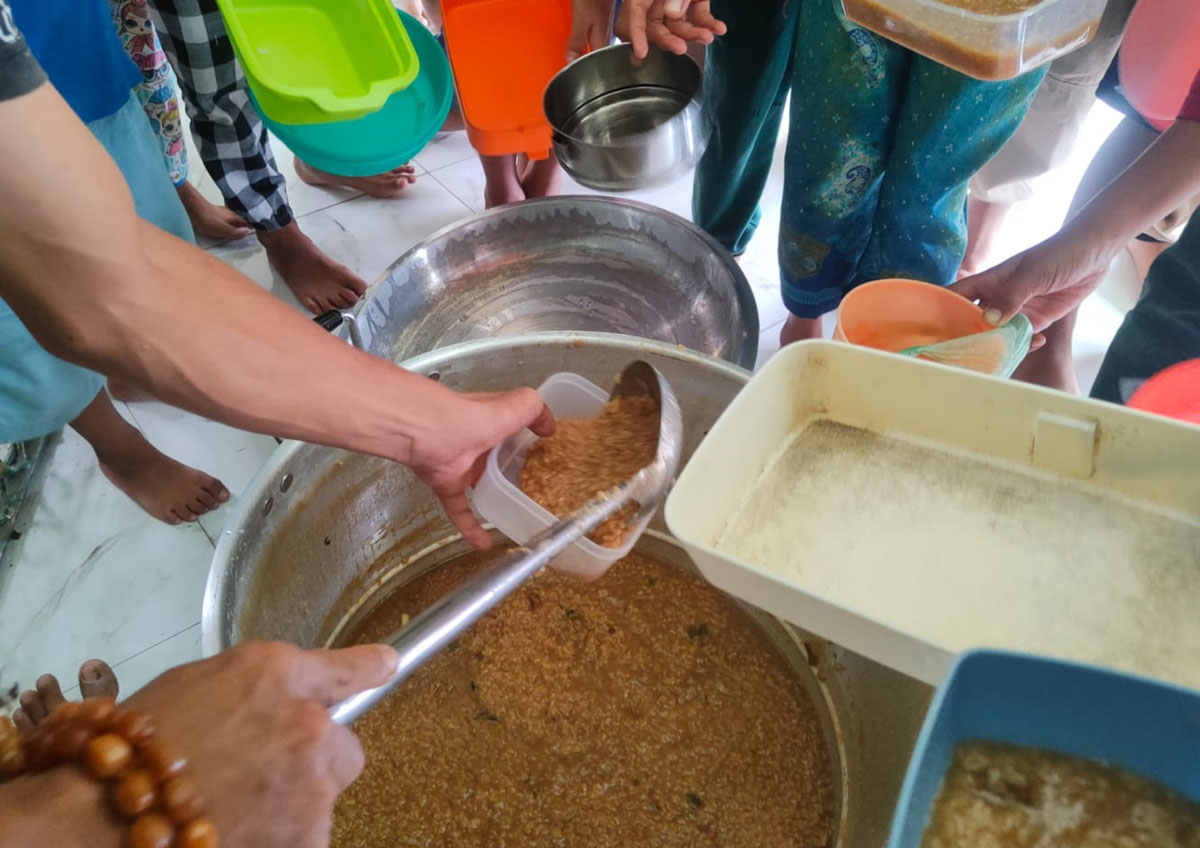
425 167 479 214
59 621 201 698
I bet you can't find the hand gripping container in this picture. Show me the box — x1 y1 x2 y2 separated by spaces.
840 0 1108 81
472 373 654 580
886 650 1200 848
665 340 1200 689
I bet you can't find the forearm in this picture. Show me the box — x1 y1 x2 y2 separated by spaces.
0 84 455 465
1066 119 1200 254
0 768 122 848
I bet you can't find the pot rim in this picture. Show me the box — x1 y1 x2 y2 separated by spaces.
353 196 759 370
202 331 753 657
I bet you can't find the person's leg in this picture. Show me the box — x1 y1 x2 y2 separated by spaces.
13 661 120 736
145 0 367 313
691 0 795 256
481 154 524 208
293 159 418 199
1015 115 1161 389
857 59 1045 287
777 0 909 328
961 0 1134 275
518 154 562 199
960 195 1011 277
69 391 229 525
1091 216 1200 403
89 94 195 244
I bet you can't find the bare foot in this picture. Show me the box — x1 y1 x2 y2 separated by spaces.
13 660 120 736
256 221 367 314
518 154 562 199
176 181 253 242
481 154 525 208
294 157 417 199
780 314 823 346
70 392 230 524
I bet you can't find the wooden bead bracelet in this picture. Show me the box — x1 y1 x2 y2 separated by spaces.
0 699 217 848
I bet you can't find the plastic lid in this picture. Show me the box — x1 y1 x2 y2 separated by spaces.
251 11 453 177
217 0 420 125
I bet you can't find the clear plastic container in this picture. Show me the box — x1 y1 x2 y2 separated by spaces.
840 0 1107 81
471 372 652 581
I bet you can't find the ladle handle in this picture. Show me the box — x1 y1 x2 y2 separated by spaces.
328 490 632 726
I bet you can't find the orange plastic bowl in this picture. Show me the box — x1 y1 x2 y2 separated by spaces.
1128 359 1200 426
834 279 991 352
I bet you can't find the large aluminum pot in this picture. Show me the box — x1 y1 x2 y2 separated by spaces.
204 334 929 848
351 197 758 368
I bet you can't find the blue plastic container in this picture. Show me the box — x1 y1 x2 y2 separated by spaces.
887 650 1200 848
250 10 453 176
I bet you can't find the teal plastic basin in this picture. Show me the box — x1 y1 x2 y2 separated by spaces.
251 11 454 177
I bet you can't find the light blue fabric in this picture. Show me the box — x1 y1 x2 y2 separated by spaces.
0 94 194 442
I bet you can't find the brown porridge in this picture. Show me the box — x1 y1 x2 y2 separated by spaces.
519 394 659 548
332 550 835 848
922 740 1200 848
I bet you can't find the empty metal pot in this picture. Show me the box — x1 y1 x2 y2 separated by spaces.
350 197 757 368
544 45 709 191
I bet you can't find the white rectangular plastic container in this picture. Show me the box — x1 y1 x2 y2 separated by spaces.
840 0 1107 81
665 341 1200 689
472 372 652 580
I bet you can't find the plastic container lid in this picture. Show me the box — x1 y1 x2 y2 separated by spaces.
840 0 1107 81
251 10 453 177
472 372 652 581
886 650 1200 848
835 278 1031 377
217 0 419 125
441 0 571 157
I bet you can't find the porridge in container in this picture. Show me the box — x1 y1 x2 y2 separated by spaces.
840 0 1105 80
922 740 1200 848
330 548 836 848
519 394 659 548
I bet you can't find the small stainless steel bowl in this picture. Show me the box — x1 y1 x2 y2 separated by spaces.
544 43 709 191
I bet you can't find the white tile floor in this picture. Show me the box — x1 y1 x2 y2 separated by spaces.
0 103 1131 705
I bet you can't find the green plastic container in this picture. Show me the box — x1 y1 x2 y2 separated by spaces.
252 11 453 176
217 0 419 125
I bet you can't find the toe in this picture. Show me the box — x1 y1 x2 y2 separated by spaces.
331 289 356 310
18 688 46 723
13 708 34 736
78 659 119 700
194 491 220 511
339 287 362 307
35 674 66 715
204 481 230 503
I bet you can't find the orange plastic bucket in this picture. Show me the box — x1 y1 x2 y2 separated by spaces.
441 0 571 158
834 279 992 352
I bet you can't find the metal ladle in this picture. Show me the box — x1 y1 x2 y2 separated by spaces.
329 361 684 725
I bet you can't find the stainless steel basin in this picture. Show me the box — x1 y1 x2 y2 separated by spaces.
204 334 930 848
350 197 758 368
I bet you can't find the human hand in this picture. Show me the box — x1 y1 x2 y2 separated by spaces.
409 388 555 549
568 0 616 60
122 643 398 848
616 0 726 59
951 227 1121 339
